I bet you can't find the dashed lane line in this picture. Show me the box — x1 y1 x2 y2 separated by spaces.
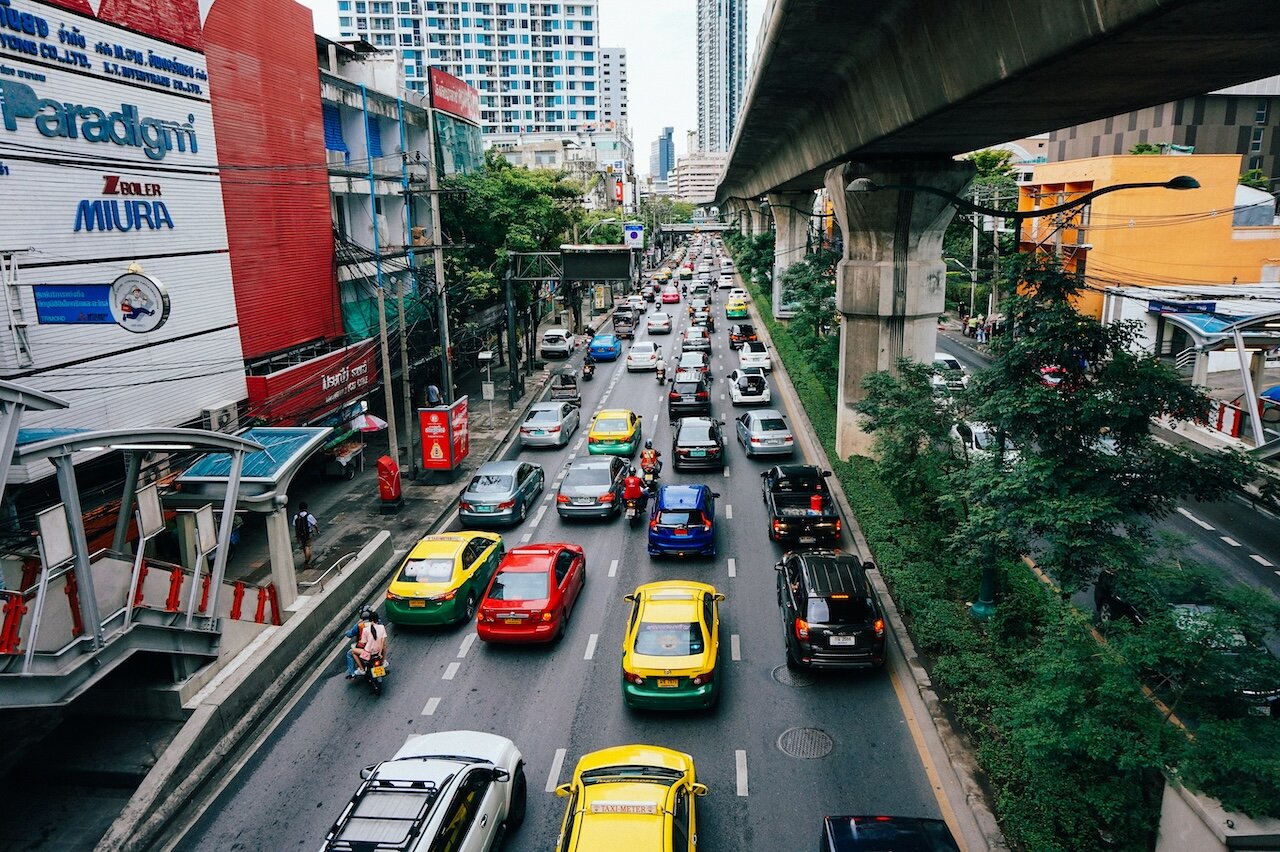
725 504 733 519
731 634 741 661
723 467 730 477
1251 554 1274 567
1176 507 1214 530
1221 536 1241 547
520 533 532 543
530 505 547 527
421 697 441 716
457 633 477 659
609 559 618 578
727 557 736 578
584 633 599 660
545 748 567 793
442 662 460 681
735 750 749 797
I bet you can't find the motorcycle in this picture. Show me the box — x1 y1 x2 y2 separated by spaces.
655 363 666 385
624 497 643 528
582 361 596 381
641 467 658 489
360 652 388 695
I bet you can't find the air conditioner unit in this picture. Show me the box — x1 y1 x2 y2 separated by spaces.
202 402 239 432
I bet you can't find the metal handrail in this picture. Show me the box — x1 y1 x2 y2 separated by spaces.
299 552 359 593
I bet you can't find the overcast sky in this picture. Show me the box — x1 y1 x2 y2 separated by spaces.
297 0 764 177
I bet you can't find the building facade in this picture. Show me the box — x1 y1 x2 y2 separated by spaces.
673 152 728 203
696 0 747 152
336 0 603 142
493 128 636 210
650 126 675 181
600 47 627 131
1047 76 1280 183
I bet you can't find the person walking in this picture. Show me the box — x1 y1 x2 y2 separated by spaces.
426 383 443 406
293 501 318 570
967 314 980 338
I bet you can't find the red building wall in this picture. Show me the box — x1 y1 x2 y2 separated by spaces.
202 0 343 360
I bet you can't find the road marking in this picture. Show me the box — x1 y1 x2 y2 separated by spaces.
735 750 748 796
545 748 567 792
584 633 598 660
609 559 618 578
1176 507 1214 530
421 697 441 716
568 452 577 460
731 634 741 661
531 506 547 527
720 393 726 400
725 504 733 519
1251 554 1274 567
443 662 460 680
723 467 730 477
520 533 532 543
727 557 736 578
1221 536 1241 547
458 633 477 658
544 493 554 503
574 438 585 450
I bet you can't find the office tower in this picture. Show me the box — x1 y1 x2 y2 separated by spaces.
601 47 628 131
696 0 748 152
650 126 675 180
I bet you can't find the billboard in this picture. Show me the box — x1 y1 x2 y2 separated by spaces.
430 67 481 125
244 340 379 426
419 396 470 471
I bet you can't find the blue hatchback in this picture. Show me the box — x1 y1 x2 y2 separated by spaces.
647 484 719 558
589 333 622 361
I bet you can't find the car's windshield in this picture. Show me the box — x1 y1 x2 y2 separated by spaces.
565 465 613 487
634 621 705 656
808 595 876 624
487 571 549 601
595 417 629 433
401 558 455 582
525 408 560 424
468 474 513 493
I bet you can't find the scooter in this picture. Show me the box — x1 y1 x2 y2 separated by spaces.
655 363 666 385
582 362 596 381
361 653 388 695
624 497 643 528
641 466 659 489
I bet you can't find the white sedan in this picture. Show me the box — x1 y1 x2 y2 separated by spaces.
647 312 673 334
726 369 771 405
727 288 749 302
626 341 662 371
738 340 772 371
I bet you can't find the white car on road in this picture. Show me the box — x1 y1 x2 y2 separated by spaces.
738 340 772 371
626 341 662 371
726 369 771 405
540 328 575 359
647 311 673 334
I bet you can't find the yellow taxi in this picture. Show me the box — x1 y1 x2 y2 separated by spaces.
621 581 724 710
724 298 749 320
554 744 707 851
587 408 643 457
384 532 504 626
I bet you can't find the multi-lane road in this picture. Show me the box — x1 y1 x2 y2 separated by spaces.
179 287 943 850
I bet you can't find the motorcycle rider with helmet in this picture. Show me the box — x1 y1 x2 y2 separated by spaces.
622 465 650 514
639 440 663 477
345 606 388 679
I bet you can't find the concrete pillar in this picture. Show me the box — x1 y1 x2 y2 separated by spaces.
725 200 747 234
747 200 770 237
767 191 815 318
825 159 973 458
266 507 298 609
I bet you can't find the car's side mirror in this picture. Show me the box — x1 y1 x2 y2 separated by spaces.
714 593 726 602
692 783 709 797
490 767 511 782
863 560 877 572
360 764 378 781
624 593 636 602
555 783 572 798
821 470 832 477
711 492 721 499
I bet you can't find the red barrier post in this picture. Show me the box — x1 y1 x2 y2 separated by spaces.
165 567 184 612
254 586 268 623
0 595 28 654
64 571 84 637
198 574 211 614
266 584 282 626
229 581 245 620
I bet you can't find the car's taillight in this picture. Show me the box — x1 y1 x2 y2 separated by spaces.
459 501 472 510
386 591 404 601
794 618 809 641
556 493 570 503
835 518 842 533
649 516 659 531
497 500 515 510
696 391 708 400
677 448 689 455
772 520 783 532
874 618 885 638
623 670 645 686
691 670 715 686
549 425 561 432
599 492 614 503
478 609 494 623
669 391 678 400
783 436 793 443
429 589 458 602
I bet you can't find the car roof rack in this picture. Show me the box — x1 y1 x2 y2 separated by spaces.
323 777 444 852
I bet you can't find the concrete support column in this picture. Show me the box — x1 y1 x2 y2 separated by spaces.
825 160 973 458
767 191 815 317
747 200 770 237
266 507 298 609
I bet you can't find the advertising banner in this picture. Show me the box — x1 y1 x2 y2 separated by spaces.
429 67 481 124
244 340 378 425
419 395 470 471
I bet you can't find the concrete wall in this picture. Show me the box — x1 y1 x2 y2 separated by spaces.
1155 779 1280 851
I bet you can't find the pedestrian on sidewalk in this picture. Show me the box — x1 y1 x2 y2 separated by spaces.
426 383 442 406
967 315 979 338
293 502 318 570
975 315 988 344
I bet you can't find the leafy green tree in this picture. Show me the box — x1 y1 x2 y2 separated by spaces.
780 248 841 387
1240 168 1272 191
1130 142 1163 155
942 149 1019 304
855 359 955 507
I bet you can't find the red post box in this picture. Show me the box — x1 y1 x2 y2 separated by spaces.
377 455 403 504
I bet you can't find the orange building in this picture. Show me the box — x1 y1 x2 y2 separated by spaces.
1017 154 1280 318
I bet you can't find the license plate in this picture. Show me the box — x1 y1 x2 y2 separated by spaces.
503 618 522 625
475 505 493 512
768 438 782 445
409 600 426 608
534 430 546 435
799 536 817 544
371 665 386 677
657 678 679 688
574 498 593 505
674 528 688 536
829 636 856 646
691 449 706 457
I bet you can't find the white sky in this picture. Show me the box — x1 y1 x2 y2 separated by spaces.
296 0 764 177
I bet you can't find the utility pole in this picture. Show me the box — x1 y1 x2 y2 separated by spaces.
505 259 521 408
426 110 454 404
970 192 980 317
396 99 417 478
364 83 399 464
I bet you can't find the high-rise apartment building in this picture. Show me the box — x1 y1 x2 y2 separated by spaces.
601 47 628 131
696 0 748 152
650 126 675 180
336 1 603 141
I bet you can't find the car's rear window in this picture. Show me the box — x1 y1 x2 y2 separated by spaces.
543 333 566 343
737 376 764 391
774 475 824 493
634 621 705 656
657 510 706 527
631 343 656 354
744 342 766 353
525 409 559 424
672 381 701 395
808 594 876 624
759 418 788 432
595 417 628 432
487 571 549 601
401 558 454 582
679 422 714 442
469 474 513 492
565 465 612 487
679 355 705 367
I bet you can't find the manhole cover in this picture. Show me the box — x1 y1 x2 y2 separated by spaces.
777 727 834 759
771 664 815 688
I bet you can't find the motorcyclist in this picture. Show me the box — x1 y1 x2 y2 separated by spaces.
640 440 663 476
345 606 388 679
622 465 650 512
655 360 666 383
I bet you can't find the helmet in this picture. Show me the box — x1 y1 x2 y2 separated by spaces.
359 606 378 623
645 440 653 449
629 466 637 476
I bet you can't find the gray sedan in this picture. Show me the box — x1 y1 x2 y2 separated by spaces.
459 460 545 526
735 409 796 457
519 401 580 448
556 456 627 520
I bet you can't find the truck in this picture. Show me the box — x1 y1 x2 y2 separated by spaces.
612 307 636 339
760 464 842 544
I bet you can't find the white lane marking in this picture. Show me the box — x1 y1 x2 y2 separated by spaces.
720 393 726 400
531 505 547 527
544 493 554 503
1176 507 1214 530
723 467 730 478
555 470 568 481
458 633 477 658
584 633 599 660
731 634 741 661
609 559 618 578
1251 554 1274 567
545 748 567 792
735 750 748 796
574 438 585 450
568 452 577 460
1221 536 1241 547
727 557 737 578
443 662 461 681
421 697 441 716
725 504 733 519
520 533 532 543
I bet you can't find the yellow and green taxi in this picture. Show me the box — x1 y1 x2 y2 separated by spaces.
724 298 749 320
587 408 643 457
384 532 504 626
554 745 707 852
621 581 723 710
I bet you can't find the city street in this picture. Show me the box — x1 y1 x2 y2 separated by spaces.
178 292 942 850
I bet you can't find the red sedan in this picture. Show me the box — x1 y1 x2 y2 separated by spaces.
476 543 586 643
661 285 681 303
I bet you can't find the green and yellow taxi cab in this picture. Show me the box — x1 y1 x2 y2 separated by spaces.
621 581 724 710
587 408 643 457
554 744 707 852
384 532 504 626
724 298 749 320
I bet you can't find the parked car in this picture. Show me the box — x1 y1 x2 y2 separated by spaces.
728 323 757 349
727 369 770 405
820 815 960 852
776 550 886 669
738 340 771 371
520 401 580 448
647 484 720 558
668 371 712 417
540 327 575 359
589 333 622 361
477 543 586 643
681 326 712 353
761 464 840 543
626 341 662 372
556 456 628 519
647 311 673 334
672 416 727 470
736 409 795 458
620 581 724 710
459 461 545 527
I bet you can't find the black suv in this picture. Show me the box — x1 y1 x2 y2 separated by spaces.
668 371 712 417
776 551 885 670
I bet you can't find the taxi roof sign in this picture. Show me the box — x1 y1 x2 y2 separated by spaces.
588 801 659 815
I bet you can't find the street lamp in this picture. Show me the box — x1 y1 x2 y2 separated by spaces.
582 217 619 243
944 256 977 316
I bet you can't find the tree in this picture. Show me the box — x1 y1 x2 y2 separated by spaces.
855 359 956 507
1240 168 1272 191
1130 142 1163 155
780 248 841 387
942 149 1019 301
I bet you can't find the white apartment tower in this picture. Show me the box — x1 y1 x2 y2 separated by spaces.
696 0 748 152
601 47 628 131
336 1 604 140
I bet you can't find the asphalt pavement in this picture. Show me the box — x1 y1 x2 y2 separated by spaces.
178 291 942 851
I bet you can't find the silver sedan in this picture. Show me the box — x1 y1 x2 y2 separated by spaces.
519 401 580 448
647 312 673 334
459 460 545 526
735 408 795 457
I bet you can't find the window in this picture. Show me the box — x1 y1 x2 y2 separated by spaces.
429 771 491 852
554 550 574 585
1251 126 1265 154
1258 98 1270 125
671 789 690 848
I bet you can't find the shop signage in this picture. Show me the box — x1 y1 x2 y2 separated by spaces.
244 340 378 426
1147 300 1217 315
109 271 169 332
419 396 470 471
429 67 480 124
33 272 170 331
